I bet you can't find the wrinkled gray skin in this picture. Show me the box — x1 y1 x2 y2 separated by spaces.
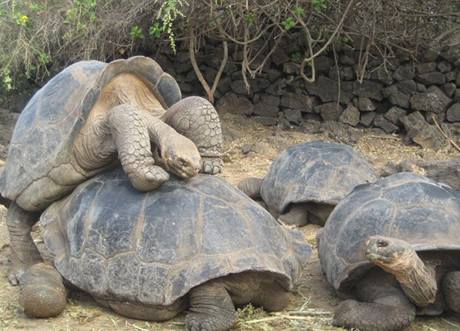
0 56 223 286
18 170 311 331
238 141 377 226
318 173 460 331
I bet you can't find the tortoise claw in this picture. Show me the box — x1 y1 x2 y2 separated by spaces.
201 157 223 175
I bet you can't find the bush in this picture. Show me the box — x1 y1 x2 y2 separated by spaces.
0 0 458 92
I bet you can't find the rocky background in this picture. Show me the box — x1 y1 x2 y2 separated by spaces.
4 32 460 153
144 33 460 151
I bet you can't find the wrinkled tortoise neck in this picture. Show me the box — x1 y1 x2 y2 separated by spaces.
366 236 438 307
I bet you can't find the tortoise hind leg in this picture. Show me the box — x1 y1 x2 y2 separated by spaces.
186 280 236 331
279 204 309 227
20 263 67 317
333 270 416 331
442 271 460 313
6 202 42 285
250 278 290 312
162 96 223 175
237 177 264 200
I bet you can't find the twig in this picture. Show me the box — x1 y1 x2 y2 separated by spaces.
302 0 356 62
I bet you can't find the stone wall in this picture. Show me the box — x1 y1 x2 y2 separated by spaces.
154 35 460 149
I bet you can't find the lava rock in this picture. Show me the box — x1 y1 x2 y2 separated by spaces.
446 103 460 122
393 64 415 81
305 75 339 102
416 62 437 74
253 94 280 117
374 115 399 133
409 86 451 113
339 104 360 126
443 83 457 98
360 111 376 127
396 80 417 95
315 102 343 121
416 72 446 86
280 93 314 113
357 97 376 111
384 107 406 125
216 93 254 115
353 80 383 101
401 111 446 150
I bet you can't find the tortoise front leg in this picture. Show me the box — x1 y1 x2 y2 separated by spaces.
186 280 236 331
74 104 201 191
162 96 223 175
333 270 416 331
6 202 42 285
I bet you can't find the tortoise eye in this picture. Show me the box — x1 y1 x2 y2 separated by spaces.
377 240 389 248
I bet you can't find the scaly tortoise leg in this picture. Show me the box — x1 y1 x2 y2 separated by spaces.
19 263 67 318
74 104 201 191
162 96 223 175
6 202 42 285
186 280 236 331
237 177 264 199
442 271 460 313
333 270 416 331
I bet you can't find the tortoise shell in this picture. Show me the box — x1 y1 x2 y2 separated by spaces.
0 56 181 211
260 141 377 214
40 169 311 306
318 172 460 292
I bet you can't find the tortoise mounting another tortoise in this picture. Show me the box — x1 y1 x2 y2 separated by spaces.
0 56 223 285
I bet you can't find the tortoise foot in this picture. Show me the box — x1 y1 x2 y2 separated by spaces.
8 269 22 286
201 157 223 175
129 163 170 192
20 263 67 318
185 312 234 331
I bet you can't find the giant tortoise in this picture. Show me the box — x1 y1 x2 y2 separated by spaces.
19 169 311 331
318 172 460 331
239 141 377 226
0 56 223 284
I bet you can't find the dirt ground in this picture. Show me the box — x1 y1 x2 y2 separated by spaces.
1 112 460 331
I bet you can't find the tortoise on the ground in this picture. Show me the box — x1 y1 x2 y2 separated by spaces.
238 141 377 226
0 56 223 285
19 169 311 331
318 172 460 331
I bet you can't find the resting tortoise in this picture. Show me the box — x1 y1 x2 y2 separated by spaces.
0 56 223 284
20 169 311 331
318 172 460 331
238 141 377 226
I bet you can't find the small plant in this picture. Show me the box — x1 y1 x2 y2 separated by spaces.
130 25 144 39
152 0 187 53
312 0 328 13
148 22 162 38
1 70 13 91
281 16 296 31
292 5 305 16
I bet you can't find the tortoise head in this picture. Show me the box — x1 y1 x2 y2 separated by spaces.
159 136 201 179
365 235 413 268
